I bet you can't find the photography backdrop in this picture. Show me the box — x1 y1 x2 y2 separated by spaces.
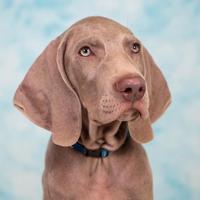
0 0 200 199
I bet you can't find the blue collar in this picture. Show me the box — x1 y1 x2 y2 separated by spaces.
72 130 130 158
72 142 109 158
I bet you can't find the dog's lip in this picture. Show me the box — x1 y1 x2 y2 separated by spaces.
118 107 140 122
95 100 148 124
132 101 148 119
118 99 148 121
91 119 104 126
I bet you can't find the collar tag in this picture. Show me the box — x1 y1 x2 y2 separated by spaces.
100 149 109 157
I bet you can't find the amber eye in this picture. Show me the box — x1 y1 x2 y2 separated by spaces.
131 42 140 53
79 46 91 57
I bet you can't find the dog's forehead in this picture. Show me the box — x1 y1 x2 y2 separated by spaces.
69 16 134 40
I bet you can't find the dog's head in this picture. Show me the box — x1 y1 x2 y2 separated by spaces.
13 16 171 146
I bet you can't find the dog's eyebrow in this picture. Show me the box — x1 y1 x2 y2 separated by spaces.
122 35 141 44
76 37 104 49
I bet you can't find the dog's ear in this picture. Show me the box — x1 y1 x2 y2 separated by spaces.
143 47 171 123
13 33 82 147
128 47 171 143
128 117 153 143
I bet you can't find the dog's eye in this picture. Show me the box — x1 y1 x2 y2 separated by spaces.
79 46 91 57
131 42 140 53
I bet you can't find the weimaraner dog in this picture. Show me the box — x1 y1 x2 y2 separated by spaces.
13 16 171 200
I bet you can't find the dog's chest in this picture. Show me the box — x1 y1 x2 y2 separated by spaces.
46 166 135 200
43 141 153 200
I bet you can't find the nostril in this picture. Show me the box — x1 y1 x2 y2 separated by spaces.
139 86 144 93
124 87 132 93
114 76 146 101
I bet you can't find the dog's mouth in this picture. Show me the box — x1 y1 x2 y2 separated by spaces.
97 94 149 124
117 98 149 122
117 108 140 122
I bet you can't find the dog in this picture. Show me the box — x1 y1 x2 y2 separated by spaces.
13 16 171 200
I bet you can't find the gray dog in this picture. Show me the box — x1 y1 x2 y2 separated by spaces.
14 16 171 200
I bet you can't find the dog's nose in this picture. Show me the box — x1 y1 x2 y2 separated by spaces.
114 76 146 101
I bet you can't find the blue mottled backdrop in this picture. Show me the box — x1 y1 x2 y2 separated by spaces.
0 0 200 199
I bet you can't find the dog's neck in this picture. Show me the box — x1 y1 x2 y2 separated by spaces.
78 107 128 151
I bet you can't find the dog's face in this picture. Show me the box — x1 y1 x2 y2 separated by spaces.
65 18 149 125
14 17 171 146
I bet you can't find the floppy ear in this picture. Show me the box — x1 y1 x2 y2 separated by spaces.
144 47 171 123
13 34 82 147
128 117 153 143
128 47 171 143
